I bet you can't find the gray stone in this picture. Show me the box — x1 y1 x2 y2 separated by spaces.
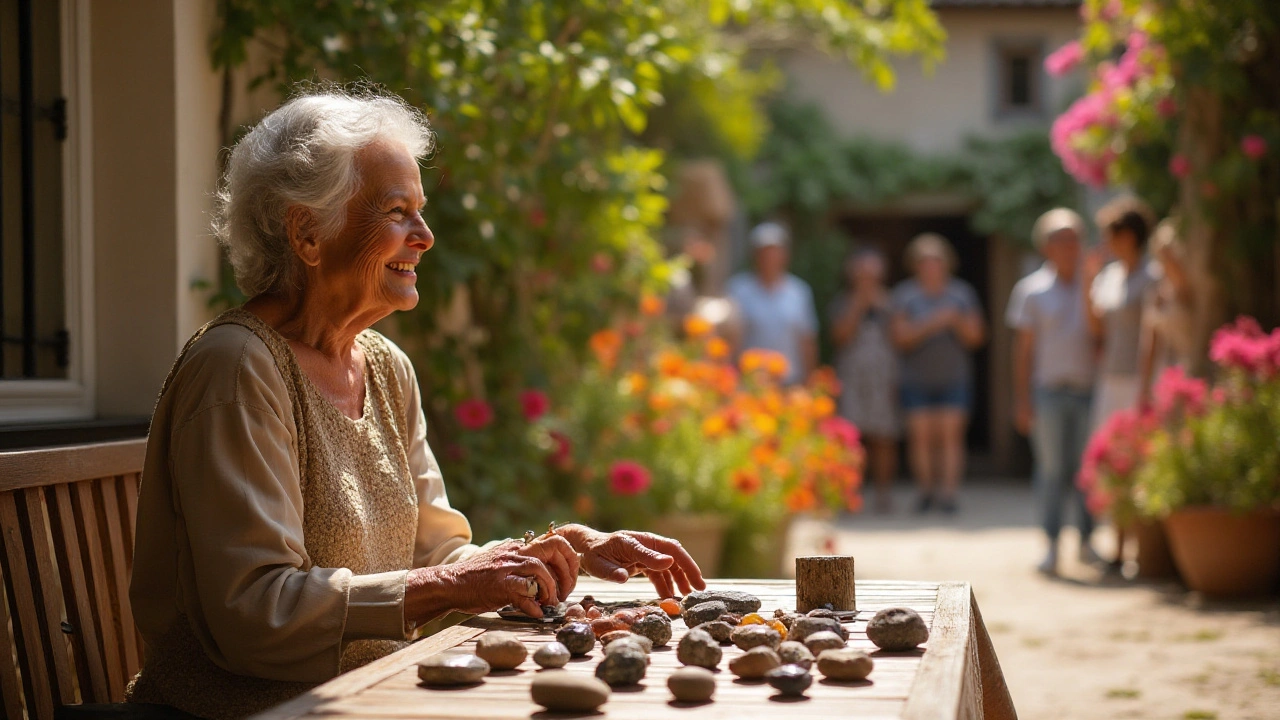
556 622 596 657
817 648 875 681
802 630 845 655
594 645 647 687
532 642 570 669
806 608 838 619
667 666 716 703
681 590 763 615
765 664 813 696
604 636 653 657
682 601 728 628
475 632 526 670
676 628 722 669
729 646 782 679
631 614 673 647
701 620 734 644
730 624 781 651
775 612 803 630
866 607 929 652
788 616 848 643
777 641 814 670
417 653 490 686
530 673 611 712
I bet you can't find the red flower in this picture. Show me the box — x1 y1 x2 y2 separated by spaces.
454 399 494 431
1241 135 1269 160
1168 154 1190 179
547 430 573 469
608 460 652 496
519 389 550 421
529 206 547 228
818 417 862 450
1156 96 1177 119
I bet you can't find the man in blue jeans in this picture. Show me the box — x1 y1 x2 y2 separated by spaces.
1007 209 1102 576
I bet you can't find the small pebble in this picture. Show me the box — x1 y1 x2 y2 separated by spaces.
600 630 635 647
668 666 716 703
701 620 734 644
660 598 683 617
681 590 762 615
417 653 490 686
631 613 673 647
765 664 813 697
682 600 728 628
591 617 629 638
475 632 526 670
817 648 875 681
564 603 586 620
806 608 838 619
556 622 596 657
603 635 653 656
586 606 603 619
676 628 722 669
729 646 782 679
866 607 930 651
775 612 803 630
613 609 642 626
719 613 743 626
530 673 611 712
778 641 815 670
789 616 847 643
803 630 845 655
730 624 782 651
595 645 647 687
532 642 570 669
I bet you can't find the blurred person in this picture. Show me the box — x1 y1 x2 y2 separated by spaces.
727 222 818 385
1083 196 1157 570
829 248 900 513
1138 220 1195 408
890 233 986 514
1007 209 1101 576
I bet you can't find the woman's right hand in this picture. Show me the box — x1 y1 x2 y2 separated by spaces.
407 535 579 621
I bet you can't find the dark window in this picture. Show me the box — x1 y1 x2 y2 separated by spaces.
994 41 1044 119
1 0 68 379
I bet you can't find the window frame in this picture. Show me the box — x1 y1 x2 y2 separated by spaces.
0 0 94 424
990 37 1047 122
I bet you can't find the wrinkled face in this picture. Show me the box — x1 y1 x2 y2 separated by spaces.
915 253 949 288
755 245 788 280
318 141 432 315
1042 228 1081 271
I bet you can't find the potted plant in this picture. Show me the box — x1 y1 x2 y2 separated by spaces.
1134 318 1280 597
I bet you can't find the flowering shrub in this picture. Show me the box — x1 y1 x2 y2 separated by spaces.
1078 408 1157 525
551 296 864 574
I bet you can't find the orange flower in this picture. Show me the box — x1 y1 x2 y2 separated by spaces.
844 492 864 513
702 414 728 438
589 329 622 366
762 390 783 416
765 353 789 379
640 293 665 316
771 458 794 480
750 443 777 466
812 395 836 418
731 468 762 496
656 350 685 378
706 337 730 360
785 485 818 513
648 393 675 413
622 372 647 395
683 315 713 338
751 413 778 436
809 366 842 396
740 349 766 373
713 366 739 394
574 494 596 518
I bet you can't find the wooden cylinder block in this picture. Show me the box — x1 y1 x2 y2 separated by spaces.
794 555 856 612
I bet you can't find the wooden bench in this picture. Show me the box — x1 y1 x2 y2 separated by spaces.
0 439 148 720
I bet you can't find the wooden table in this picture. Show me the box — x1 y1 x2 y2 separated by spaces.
253 579 1015 720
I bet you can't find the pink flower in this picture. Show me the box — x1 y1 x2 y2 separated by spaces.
608 460 652 496
1156 96 1178 118
818 417 862 450
1241 135 1269 160
1051 90 1117 186
1210 316 1279 378
454 399 494 431
1168 154 1190 178
1153 366 1208 419
591 253 614 274
1086 489 1112 516
1044 41 1084 76
519 389 550 421
547 430 573 469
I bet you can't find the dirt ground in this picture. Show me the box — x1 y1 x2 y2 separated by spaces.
784 480 1280 720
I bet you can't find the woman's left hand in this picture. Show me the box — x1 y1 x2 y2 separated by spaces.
562 526 707 598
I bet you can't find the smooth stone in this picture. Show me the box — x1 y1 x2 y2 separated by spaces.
866 607 930 651
600 630 636 647
631 614 673 647
729 646 782 679
556 622 596 657
730 624 781 651
682 600 728 628
775 612 803 630
677 628 723 669
789 616 848 643
668 666 716 702
765 664 813 696
475 631 527 670
778 641 815 670
530 673 611 712
532 642 570 669
604 636 653 657
803 630 846 655
817 648 875 681
594 645 647 687
417 653 490 686
806 608 838 619
681 590 762 615
701 620 734 644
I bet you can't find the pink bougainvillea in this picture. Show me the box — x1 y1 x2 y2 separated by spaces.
1044 40 1084 76
1210 316 1280 379
455 398 495 430
1151 366 1208 420
608 460 652 496
1241 135 1269 160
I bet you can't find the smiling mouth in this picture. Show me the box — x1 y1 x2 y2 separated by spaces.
387 262 417 273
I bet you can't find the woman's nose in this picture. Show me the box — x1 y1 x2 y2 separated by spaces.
408 213 434 250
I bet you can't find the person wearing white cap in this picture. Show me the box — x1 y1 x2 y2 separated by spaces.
726 222 818 385
1006 208 1102 576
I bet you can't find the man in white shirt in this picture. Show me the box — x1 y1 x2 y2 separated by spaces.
727 223 818 385
1006 208 1102 576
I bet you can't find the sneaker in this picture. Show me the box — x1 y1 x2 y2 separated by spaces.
914 494 934 514
1078 545 1105 567
1036 551 1059 577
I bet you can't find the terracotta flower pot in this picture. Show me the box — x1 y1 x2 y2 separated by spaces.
1133 518 1179 580
1163 507 1280 597
649 513 729 579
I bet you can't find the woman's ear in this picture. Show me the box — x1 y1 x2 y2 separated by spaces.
285 206 322 267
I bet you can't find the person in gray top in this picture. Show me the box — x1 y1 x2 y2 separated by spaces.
889 233 986 514
727 222 819 385
1007 209 1102 576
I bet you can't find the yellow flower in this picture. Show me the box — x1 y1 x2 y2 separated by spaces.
621 372 648 395
752 413 778 436
701 415 728 438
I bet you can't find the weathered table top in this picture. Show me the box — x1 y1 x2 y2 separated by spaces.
253 579 1014 720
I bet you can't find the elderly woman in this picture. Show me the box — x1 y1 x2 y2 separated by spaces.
127 90 704 719
889 233 986 515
